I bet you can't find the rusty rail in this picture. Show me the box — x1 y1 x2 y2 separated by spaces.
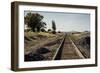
52 33 67 60
52 33 85 60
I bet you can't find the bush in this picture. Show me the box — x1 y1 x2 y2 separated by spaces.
41 28 46 32
48 29 51 32
24 53 45 61
58 31 61 33
52 31 56 34
36 47 50 54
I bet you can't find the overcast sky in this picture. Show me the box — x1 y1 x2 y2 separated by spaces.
24 11 90 32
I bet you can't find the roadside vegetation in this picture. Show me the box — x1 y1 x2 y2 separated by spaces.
69 31 90 58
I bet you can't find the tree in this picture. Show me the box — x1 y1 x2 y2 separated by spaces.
24 12 46 32
52 20 56 34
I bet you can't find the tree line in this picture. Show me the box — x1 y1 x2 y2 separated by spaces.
24 12 56 34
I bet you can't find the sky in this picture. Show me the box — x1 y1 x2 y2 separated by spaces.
24 11 90 32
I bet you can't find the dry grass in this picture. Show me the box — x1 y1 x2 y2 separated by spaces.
24 31 64 61
69 32 90 58
24 31 56 38
24 31 64 53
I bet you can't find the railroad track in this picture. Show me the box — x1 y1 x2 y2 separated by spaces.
52 33 85 60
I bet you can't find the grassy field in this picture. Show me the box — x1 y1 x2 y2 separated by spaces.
24 32 56 50
24 31 64 61
69 31 90 58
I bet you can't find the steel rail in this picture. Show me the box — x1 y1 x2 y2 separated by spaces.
69 37 85 59
52 33 66 60
52 33 85 60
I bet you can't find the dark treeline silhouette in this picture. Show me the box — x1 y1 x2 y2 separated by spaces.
25 12 46 32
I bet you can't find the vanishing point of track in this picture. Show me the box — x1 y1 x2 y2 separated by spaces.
52 33 85 60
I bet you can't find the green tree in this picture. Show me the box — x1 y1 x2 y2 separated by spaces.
52 20 56 34
25 12 46 32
